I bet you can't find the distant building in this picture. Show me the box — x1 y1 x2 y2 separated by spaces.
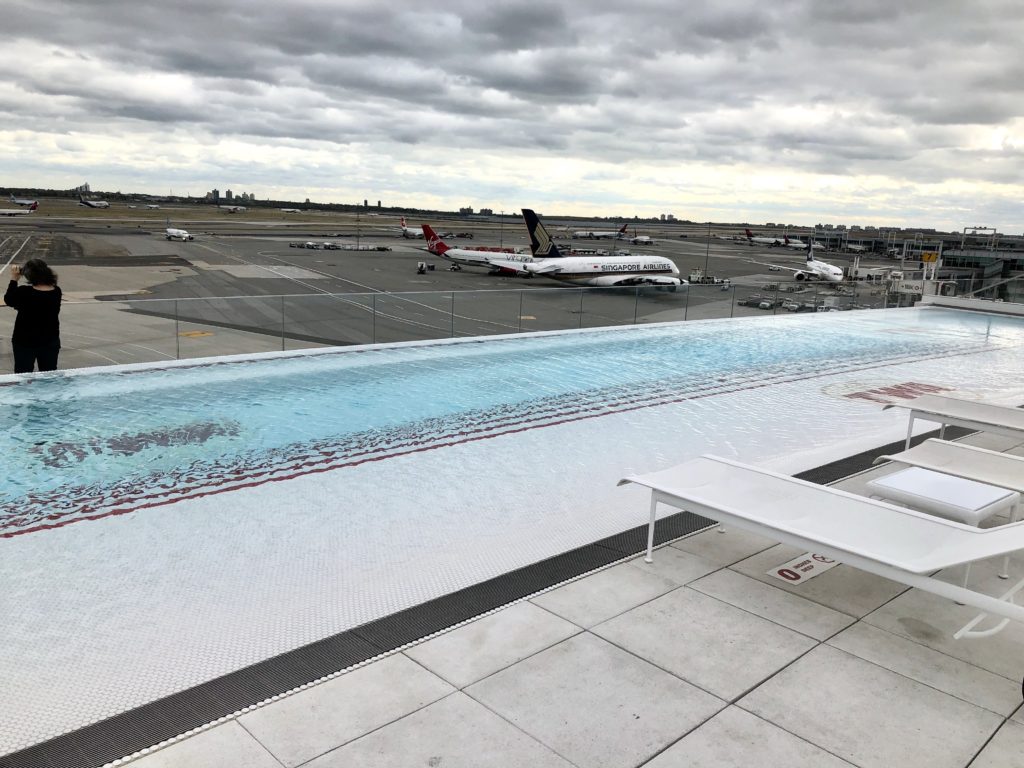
459 206 474 215
364 199 368 207
225 190 233 201
666 214 676 221
211 189 220 203
377 200 381 208
480 208 493 216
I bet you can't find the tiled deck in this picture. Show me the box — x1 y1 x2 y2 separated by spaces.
115 433 1024 767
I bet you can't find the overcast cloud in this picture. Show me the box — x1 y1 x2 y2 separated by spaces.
1 0 1022 230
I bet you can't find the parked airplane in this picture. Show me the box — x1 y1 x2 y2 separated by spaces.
421 225 522 273
146 204 160 210
630 234 655 245
165 227 193 241
219 205 247 213
400 217 424 238
573 222 628 239
846 243 869 253
757 241 844 283
488 210 682 287
78 195 110 209
9 194 37 207
280 208 302 213
744 228 784 247
0 201 37 216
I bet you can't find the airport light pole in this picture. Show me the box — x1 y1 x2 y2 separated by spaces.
704 221 711 276
500 211 504 248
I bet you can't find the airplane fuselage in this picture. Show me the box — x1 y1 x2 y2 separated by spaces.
165 228 193 241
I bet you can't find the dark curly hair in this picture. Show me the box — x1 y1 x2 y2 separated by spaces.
22 258 57 286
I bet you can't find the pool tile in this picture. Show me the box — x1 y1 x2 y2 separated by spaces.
740 645 1002 768
827 621 1021 715
730 543 909 617
404 601 580 688
125 721 281 768
593 587 817 700
670 526 776 566
303 692 573 767
642 705 854 768
530 561 679 628
626 546 721 585
466 633 723 768
238 654 453 767
690 568 854 640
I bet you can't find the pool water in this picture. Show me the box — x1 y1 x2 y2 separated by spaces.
3 306 1024 755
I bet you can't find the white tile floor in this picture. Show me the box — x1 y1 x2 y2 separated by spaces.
122 435 1024 768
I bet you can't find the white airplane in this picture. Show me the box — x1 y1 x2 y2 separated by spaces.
9 194 37 206
573 222 628 239
78 195 110 209
757 241 844 283
488 209 683 288
744 228 785 247
280 208 302 213
399 216 424 238
146 204 160 210
219 205 247 213
165 227 193 241
0 201 37 216
846 243 869 253
421 225 523 273
630 234 655 245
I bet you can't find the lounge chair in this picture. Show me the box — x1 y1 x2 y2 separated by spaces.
619 455 1024 638
882 393 1024 449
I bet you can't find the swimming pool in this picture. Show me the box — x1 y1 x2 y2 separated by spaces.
3 306 1024 755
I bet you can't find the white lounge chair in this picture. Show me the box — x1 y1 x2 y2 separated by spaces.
882 393 1024 449
619 455 1024 638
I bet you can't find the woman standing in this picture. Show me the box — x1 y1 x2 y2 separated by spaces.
4 258 62 373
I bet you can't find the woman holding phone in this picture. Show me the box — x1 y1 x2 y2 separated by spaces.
4 258 62 373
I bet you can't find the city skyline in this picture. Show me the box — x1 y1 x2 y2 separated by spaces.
2 1 1022 233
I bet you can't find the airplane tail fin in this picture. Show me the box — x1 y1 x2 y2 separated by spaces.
744 228 753 239
618 223 627 235
522 209 563 258
29 202 37 212
400 216 407 229
421 224 448 254
806 240 814 261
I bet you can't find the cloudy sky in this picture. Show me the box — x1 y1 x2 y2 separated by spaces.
2 0 1022 231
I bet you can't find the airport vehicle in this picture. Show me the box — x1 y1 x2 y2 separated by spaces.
573 223 628 239
421 225 522 273
488 209 683 288
165 227 193 241
756 241 844 283
399 217 424 238
78 195 110 209
0 201 37 216
219 205 247 213
9 194 37 207
743 228 785 247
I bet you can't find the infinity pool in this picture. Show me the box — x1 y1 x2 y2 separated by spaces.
3 306 1024 755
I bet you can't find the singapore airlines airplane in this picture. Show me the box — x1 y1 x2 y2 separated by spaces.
757 241 844 283
488 210 682 287
9 194 37 206
0 201 37 216
420 225 522 273
78 195 110 209
165 227 194 241
573 222 628 239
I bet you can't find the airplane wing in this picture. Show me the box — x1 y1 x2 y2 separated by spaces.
744 258 803 274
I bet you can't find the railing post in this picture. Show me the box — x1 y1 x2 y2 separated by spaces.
280 295 285 351
683 283 690 320
372 293 377 343
518 290 524 332
633 287 639 325
451 291 455 337
578 288 584 328
174 300 180 359
730 286 736 318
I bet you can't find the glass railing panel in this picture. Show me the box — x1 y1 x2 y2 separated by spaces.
55 299 180 370
173 295 286 359
519 288 588 332
283 292 375 350
372 291 458 343
451 290 527 337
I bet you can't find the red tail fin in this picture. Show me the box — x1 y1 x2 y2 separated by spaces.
744 228 753 238
618 223 627 234
29 202 38 211
400 217 407 228
421 224 448 254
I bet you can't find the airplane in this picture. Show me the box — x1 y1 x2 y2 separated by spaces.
421 225 522 273
421 225 517 256
573 222 628 239
400 216 424 238
756 241 844 283
146 204 160 210
280 208 302 213
0 201 37 216
9 194 37 207
846 243 869 253
487 209 683 288
744 228 785 247
630 233 655 245
78 195 110 209
219 205 247 213
783 235 826 251
165 226 193 241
